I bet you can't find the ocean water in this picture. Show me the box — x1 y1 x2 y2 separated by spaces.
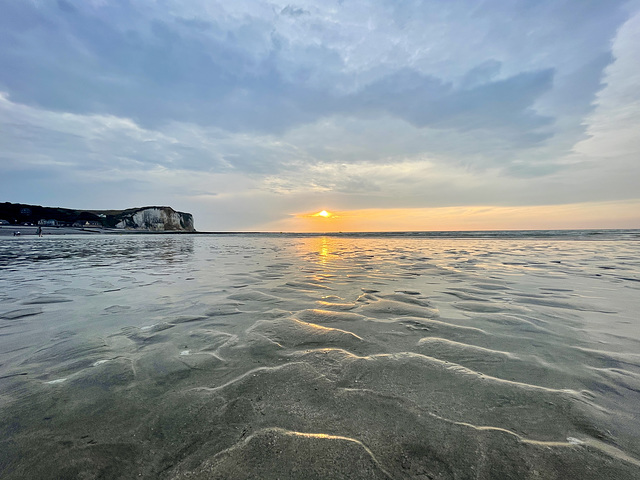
1 232 639 479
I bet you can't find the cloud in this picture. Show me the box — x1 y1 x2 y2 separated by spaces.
460 60 502 90
0 0 624 140
573 8 640 160
281 5 310 17
56 0 77 14
352 67 554 133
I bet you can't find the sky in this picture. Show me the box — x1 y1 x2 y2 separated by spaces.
1 0 639 232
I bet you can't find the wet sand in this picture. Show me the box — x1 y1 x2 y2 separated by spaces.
0 225 187 236
1 233 639 478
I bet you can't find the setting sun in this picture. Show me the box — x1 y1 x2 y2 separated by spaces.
315 210 331 218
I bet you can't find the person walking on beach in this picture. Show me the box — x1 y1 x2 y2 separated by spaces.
37 226 43 237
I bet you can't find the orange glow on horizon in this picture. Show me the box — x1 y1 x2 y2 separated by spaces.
257 200 640 233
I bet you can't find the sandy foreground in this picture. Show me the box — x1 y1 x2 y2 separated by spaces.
1 234 639 479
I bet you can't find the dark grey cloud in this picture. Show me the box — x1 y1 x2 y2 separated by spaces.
281 5 310 17
0 0 616 146
57 0 77 14
352 68 554 133
460 60 503 90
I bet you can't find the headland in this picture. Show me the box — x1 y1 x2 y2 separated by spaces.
0 202 195 235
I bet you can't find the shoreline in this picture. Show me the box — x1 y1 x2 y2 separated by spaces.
0 225 196 236
2 225 638 239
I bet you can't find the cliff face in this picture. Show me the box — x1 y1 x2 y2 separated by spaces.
0 202 196 232
114 207 195 232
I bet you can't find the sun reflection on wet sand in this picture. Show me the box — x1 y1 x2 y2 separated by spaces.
297 236 337 265
319 237 330 262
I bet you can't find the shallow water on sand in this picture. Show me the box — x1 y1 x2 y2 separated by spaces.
1 233 639 479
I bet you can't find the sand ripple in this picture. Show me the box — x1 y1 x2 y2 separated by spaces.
1 235 639 479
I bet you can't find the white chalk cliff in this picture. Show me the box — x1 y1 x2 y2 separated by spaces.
115 207 195 231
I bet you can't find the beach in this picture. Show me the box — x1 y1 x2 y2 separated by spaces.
0 225 116 237
0 225 194 237
1 232 639 479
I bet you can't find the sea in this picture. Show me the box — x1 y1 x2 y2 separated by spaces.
1 230 639 479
